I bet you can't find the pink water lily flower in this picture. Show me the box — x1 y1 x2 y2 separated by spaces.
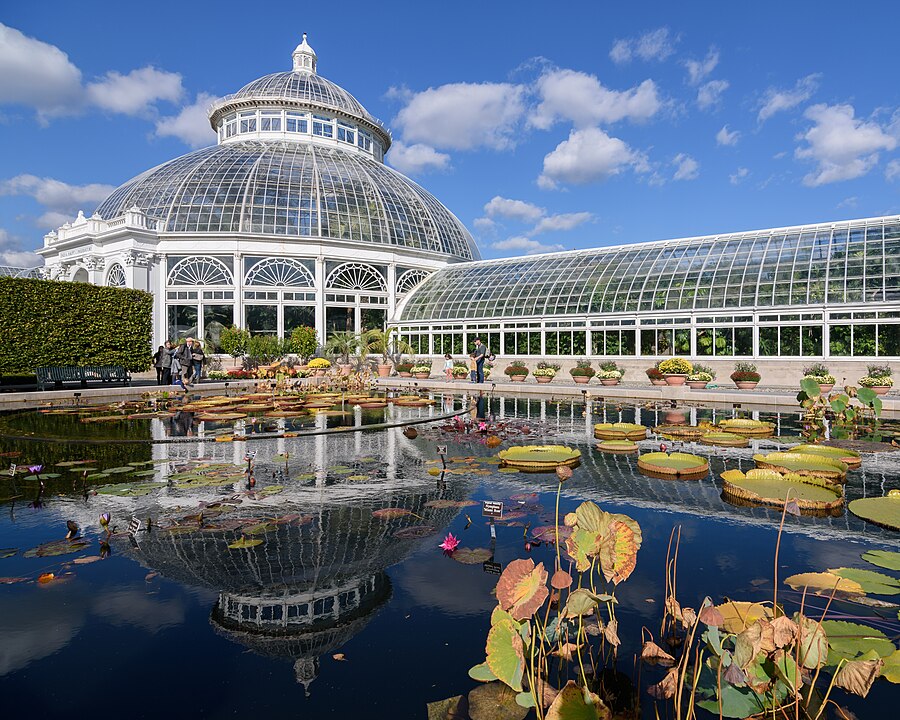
439 532 460 553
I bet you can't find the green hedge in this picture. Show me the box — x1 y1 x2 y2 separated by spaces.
0 277 154 374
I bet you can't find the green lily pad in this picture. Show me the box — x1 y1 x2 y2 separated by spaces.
497 445 581 470
700 432 749 448
861 550 900 571
788 443 861 467
718 418 775 435
293 473 316 481
69 467 98 473
227 537 263 549
883 649 900 683
104 466 136 474
721 469 843 511
467 682 528 720
828 568 900 595
486 618 525 691
242 522 277 535
593 423 647 440
85 473 110 481
754 452 847 481
132 469 158 477
849 492 900 530
596 439 638 453
820 620 897 663
637 451 708 476
24 539 90 558
97 482 161 497
452 547 493 564
0 548 18 559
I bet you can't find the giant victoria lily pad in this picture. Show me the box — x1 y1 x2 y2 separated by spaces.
700 432 749 448
718 418 775 436
637 451 708 477
788 443 862 469
653 425 705 440
497 445 581 471
593 423 648 441
596 440 638 454
753 452 848 482
848 491 900 530
720 469 843 513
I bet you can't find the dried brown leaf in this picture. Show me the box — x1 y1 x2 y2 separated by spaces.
771 616 798 649
647 668 678 699
833 657 884 697
641 640 676 667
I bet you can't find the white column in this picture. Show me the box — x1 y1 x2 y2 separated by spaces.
234 252 243 329
386 263 397 321
315 257 326 346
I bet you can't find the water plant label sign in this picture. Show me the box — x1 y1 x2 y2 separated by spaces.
436 445 447 456
482 500 503 518
128 516 142 535
483 560 503 575
8 464 15 476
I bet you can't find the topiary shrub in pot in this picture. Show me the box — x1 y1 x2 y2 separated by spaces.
658 357 693 386
858 364 893 395
802 362 835 393
731 361 761 389
505 360 529 381
569 359 595 384
646 366 667 386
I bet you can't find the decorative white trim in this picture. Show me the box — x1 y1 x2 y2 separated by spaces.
167 256 233 286
245 257 315 287
396 268 431 295
325 262 386 291
106 263 126 287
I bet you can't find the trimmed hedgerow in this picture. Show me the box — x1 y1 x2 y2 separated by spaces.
0 277 153 374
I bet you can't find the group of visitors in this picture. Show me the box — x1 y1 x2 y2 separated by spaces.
152 337 205 388
443 337 492 383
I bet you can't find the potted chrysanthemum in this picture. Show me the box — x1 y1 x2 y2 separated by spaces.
505 360 529 381
858 364 893 395
569 359 595 385
686 363 715 389
598 360 623 386
802 362 836 393
658 358 693 386
731 361 761 390
533 361 559 384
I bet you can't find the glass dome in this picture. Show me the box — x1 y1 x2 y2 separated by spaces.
94 140 478 261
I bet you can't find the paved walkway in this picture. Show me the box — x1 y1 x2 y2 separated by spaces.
376 377 899 415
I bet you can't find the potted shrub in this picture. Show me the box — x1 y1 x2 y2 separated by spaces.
533 361 559 384
219 325 250 367
569 359 595 385
308 357 331 376
395 361 414 378
410 363 432 379
658 358 693 386
646 366 667 386
731 361 761 389
362 327 412 378
686 363 715 389
505 360 529 381
452 364 470 381
802 362 835 393
598 360 623 386
324 330 358 376
858 364 893 396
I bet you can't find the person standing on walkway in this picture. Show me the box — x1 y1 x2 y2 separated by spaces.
190 338 205 384
444 353 454 381
174 339 195 387
473 338 487 383
160 340 173 385
152 345 169 385
468 354 477 382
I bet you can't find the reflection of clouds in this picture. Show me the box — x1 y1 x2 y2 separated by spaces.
0 587 85 675
393 550 498 618
92 589 186 632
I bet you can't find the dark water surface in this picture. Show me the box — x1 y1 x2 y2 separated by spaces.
1 393 898 718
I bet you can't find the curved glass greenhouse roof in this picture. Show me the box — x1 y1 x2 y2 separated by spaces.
95 141 478 261
400 217 900 321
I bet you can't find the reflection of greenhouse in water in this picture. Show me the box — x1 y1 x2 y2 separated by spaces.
122 478 469 693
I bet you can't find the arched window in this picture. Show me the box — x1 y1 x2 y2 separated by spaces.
245 258 315 287
71 268 89 283
325 262 386 291
396 269 431 295
106 263 126 287
167 256 233 286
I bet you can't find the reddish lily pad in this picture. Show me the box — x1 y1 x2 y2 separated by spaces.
496 558 549 621
451 547 494 564
24 539 90 558
372 508 413 520
393 526 437 539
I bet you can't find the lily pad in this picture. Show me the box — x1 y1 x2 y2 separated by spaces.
714 601 773 634
105 466 137 474
637 451 708 476
753 452 847 481
701 432 749 448
828 568 900 595
788 443 862 468
451 547 493 564
784 571 865 595
849 492 900 530
861 550 900 572
720 469 843 512
820 620 897 662
0 548 18 559
393 525 436 539
24 539 90 558
593 423 647 441
486 618 525 691
96 482 161 497
467 682 528 720
496 558 549 621
498 445 581 470
653 425 705 439
546 680 610 720
227 537 263 549
371 508 413 520
596 440 638 454
718 418 775 435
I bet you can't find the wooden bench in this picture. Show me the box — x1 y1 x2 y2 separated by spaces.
35 365 132 391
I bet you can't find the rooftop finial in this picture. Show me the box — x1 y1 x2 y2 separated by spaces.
292 33 317 74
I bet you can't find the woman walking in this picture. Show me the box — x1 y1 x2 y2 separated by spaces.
443 353 453 381
189 338 205 384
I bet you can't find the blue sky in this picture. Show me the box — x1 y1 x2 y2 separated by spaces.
1 1 899 265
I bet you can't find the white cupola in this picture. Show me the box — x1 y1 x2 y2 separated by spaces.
292 33 317 74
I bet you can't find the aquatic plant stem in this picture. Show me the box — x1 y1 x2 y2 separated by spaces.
772 490 792 617
554 479 562 572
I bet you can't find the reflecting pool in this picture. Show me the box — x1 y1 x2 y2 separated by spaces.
0 391 898 718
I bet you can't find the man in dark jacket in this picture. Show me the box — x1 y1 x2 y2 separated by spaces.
174 339 195 386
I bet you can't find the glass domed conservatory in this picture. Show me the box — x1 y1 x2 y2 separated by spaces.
38 35 478 345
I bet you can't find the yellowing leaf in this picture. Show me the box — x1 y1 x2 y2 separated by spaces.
496 558 549 621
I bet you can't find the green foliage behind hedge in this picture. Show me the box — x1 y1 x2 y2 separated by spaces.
0 277 154 373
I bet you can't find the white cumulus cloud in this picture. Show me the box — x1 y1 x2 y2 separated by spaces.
530 212 593 235
757 74 820 123
483 196 544 223
685 47 720 86
387 142 452 175
538 127 644 189
0 174 115 228
729 167 749 185
697 80 729 110
716 125 740 146
886 159 900 181
0 228 43 267
795 103 897 186
393 82 526 151
531 69 661 130
672 153 699 181
609 28 677 64
155 92 217 148
87 66 183 116
492 235 564 255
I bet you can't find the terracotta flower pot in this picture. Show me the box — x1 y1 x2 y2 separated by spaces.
686 381 708 389
599 379 619 386
818 383 834 393
509 375 527 382
735 381 758 390
413 372 430 379
649 379 668 386
315 369 327 377
870 386 890 395
664 374 687 386
377 364 392 377
572 375 591 384
398 371 412 378
535 376 553 383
